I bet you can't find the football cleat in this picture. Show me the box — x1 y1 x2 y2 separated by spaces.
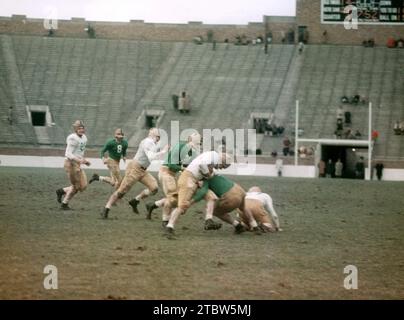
234 223 246 234
128 199 140 214
145 202 157 220
61 203 71 210
164 226 175 239
252 226 262 235
100 207 109 219
56 189 65 203
204 219 222 230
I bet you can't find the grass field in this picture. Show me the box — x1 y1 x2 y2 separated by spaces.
0 167 403 300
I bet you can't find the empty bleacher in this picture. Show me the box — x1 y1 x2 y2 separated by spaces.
2 35 174 146
1 35 404 161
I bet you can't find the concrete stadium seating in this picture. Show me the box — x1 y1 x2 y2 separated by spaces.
1 35 403 160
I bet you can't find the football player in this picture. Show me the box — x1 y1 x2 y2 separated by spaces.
164 150 230 238
100 128 168 219
56 120 91 210
145 132 201 224
89 128 128 189
239 186 281 232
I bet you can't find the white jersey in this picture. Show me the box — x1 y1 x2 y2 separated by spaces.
134 137 162 168
245 191 280 228
65 133 87 161
186 151 220 180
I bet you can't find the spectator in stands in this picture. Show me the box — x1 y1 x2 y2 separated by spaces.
276 125 285 136
337 106 344 121
372 129 379 142
7 106 13 125
271 150 278 158
363 39 375 47
336 118 343 130
193 36 203 45
298 146 305 158
386 37 396 48
325 159 335 178
172 94 179 110
341 95 349 104
375 163 384 181
265 123 274 136
85 24 96 38
318 159 326 178
354 129 362 139
178 91 191 114
268 112 275 126
355 157 365 179
335 159 343 178
351 94 360 105
281 31 286 44
298 42 305 54
393 121 401 135
344 128 354 139
400 121 404 135
282 136 291 156
397 39 404 48
47 28 55 37
266 32 273 44
344 110 351 125
275 158 283 177
335 119 344 139
322 30 328 44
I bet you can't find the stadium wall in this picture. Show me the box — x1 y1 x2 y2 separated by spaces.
0 15 271 43
296 0 404 45
1 155 404 181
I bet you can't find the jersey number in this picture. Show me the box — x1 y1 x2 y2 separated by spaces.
117 145 122 153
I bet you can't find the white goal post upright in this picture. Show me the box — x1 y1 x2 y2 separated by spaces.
368 102 372 180
294 100 299 166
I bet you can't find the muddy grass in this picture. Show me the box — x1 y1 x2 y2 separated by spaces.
0 167 403 300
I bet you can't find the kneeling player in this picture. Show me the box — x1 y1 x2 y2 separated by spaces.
192 174 259 234
239 186 281 232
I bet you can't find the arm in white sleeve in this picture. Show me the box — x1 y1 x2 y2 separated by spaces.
199 163 212 178
145 149 164 162
144 140 165 162
264 196 280 229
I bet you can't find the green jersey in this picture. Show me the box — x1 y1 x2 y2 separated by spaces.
193 175 235 202
100 138 128 161
163 141 199 173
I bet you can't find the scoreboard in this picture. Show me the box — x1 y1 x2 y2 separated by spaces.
321 0 404 24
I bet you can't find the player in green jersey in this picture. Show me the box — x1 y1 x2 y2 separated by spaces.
89 128 128 189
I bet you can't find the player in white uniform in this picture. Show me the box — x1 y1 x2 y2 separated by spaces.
56 120 91 210
164 150 231 237
240 186 281 232
101 128 169 219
